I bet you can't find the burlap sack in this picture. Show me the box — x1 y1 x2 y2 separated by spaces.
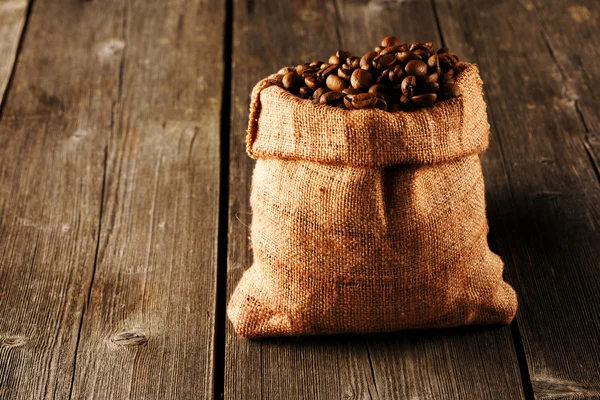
228 63 517 338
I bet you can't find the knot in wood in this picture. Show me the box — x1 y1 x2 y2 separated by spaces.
111 330 149 346
1 335 27 348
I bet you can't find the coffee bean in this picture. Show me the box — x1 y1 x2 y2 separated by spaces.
343 96 354 109
342 87 362 95
282 71 304 93
441 83 461 98
412 93 437 106
304 74 320 90
381 35 402 47
427 55 439 71
375 97 388 110
396 51 421 63
401 75 417 97
373 53 396 69
360 51 378 68
336 50 351 60
320 64 338 79
312 87 330 101
368 84 389 94
413 48 431 59
380 45 403 55
389 65 404 83
399 95 411 107
298 86 312 98
419 82 440 94
326 74 349 91
338 67 352 80
425 72 439 83
351 69 373 90
328 55 341 65
320 90 344 104
351 93 378 109
276 37 465 110
405 60 428 77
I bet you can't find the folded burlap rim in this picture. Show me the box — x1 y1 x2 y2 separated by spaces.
246 63 490 168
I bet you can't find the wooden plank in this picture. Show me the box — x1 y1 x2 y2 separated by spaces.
0 0 115 398
225 1 525 399
0 0 28 106
435 0 600 397
67 1 224 399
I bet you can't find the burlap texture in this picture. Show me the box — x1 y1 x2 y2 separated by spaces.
228 63 518 338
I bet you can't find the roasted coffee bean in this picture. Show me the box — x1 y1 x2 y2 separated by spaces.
360 51 378 68
389 65 404 83
439 71 454 84
277 37 465 110
441 83 461 98
312 87 329 101
328 55 341 65
380 45 403 55
298 86 312 98
373 53 396 69
427 55 439 71
368 84 389 94
419 82 440 94
326 74 349 91
343 96 354 109
320 64 338 78
352 93 378 109
413 48 431 59
338 67 353 80
304 74 320 90
405 60 428 77
336 50 351 60
425 72 439 83
320 90 344 105
282 72 304 93
381 35 402 47
342 87 361 95
401 75 417 97
412 93 437 106
351 69 373 90
396 51 421 63
399 94 411 107
375 97 388 110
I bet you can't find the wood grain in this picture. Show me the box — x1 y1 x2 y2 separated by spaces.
435 0 600 397
0 0 28 106
67 0 224 399
0 0 113 398
225 1 525 399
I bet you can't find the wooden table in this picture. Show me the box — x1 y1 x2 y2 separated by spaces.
1 1 599 399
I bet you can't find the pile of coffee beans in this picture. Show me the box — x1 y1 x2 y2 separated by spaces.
275 36 464 111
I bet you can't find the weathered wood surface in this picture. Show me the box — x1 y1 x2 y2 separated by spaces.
435 0 600 398
0 0 28 106
225 1 525 399
0 0 110 397
0 0 223 399
67 0 224 399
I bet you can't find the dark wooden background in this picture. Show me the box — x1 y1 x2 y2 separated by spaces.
0 0 599 399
